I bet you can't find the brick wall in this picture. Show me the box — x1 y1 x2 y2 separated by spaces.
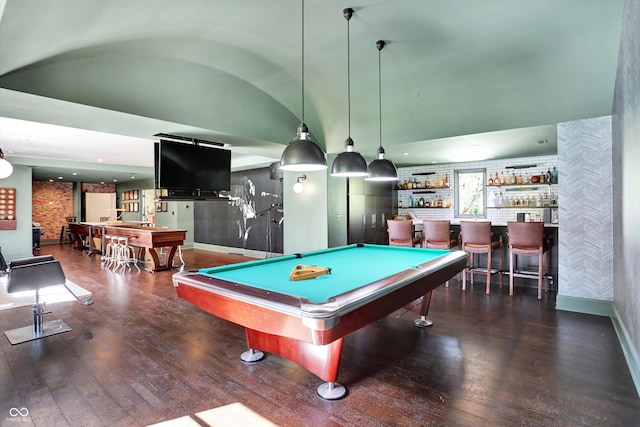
32 181 74 241
32 182 116 242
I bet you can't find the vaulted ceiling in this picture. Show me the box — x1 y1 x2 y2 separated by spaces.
0 0 625 183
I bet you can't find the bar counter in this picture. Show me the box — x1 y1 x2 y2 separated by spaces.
69 222 187 272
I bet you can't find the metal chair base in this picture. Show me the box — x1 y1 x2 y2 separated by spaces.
4 319 72 345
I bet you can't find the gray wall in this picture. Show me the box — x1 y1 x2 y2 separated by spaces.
557 116 613 300
612 0 640 365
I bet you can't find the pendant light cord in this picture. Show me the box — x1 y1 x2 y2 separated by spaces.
378 43 382 150
301 0 305 124
347 14 351 137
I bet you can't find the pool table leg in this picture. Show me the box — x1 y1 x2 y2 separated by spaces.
243 328 347 400
316 381 347 400
240 348 265 363
413 291 434 328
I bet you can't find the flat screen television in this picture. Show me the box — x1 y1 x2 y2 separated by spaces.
155 140 231 200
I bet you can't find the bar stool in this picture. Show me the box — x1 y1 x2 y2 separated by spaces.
102 235 119 270
387 219 421 247
460 221 503 294
59 216 77 243
423 220 458 287
507 221 549 299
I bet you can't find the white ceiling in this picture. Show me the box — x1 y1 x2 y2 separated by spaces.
0 0 624 183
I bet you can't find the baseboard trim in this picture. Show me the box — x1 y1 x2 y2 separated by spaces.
611 306 640 398
555 295 614 316
193 243 279 259
556 295 640 398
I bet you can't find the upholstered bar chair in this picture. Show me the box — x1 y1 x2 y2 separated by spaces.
507 221 549 299
423 220 458 287
460 221 503 294
387 219 421 247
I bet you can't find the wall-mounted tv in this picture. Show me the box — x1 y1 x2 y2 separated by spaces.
154 140 231 200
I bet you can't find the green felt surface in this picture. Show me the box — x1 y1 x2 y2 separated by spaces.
199 244 450 303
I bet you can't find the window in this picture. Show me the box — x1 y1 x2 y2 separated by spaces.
455 168 486 218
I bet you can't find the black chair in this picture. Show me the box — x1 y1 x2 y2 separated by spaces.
3 255 92 345
0 246 7 274
59 216 77 243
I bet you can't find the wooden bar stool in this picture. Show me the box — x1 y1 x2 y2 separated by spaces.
423 220 458 287
387 219 421 247
507 221 549 299
460 221 503 294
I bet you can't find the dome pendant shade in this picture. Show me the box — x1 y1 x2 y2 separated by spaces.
0 149 14 179
331 137 369 177
366 147 398 181
280 123 327 172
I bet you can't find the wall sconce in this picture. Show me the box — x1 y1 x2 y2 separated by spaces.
293 175 307 193
0 148 14 179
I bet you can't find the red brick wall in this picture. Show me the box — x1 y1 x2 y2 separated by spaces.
32 182 117 241
32 181 74 241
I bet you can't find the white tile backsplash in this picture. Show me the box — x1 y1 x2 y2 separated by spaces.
397 154 558 223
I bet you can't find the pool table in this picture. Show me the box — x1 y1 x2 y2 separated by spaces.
173 243 467 399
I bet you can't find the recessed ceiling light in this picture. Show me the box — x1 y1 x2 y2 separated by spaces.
97 158 103 162
403 152 409 156
58 176 63 180
113 179 118 182
49 179 53 182
72 172 78 176
100 181 105 184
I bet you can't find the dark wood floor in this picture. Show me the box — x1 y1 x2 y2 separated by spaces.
1 243 639 426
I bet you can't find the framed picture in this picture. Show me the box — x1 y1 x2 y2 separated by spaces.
156 202 162 212
161 201 168 212
133 190 139 200
133 202 139 212
122 191 128 201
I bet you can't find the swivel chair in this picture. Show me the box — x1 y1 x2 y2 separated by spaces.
3 255 92 345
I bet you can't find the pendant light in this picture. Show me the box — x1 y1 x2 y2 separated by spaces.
366 40 398 182
279 0 327 172
0 148 14 179
331 7 369 177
